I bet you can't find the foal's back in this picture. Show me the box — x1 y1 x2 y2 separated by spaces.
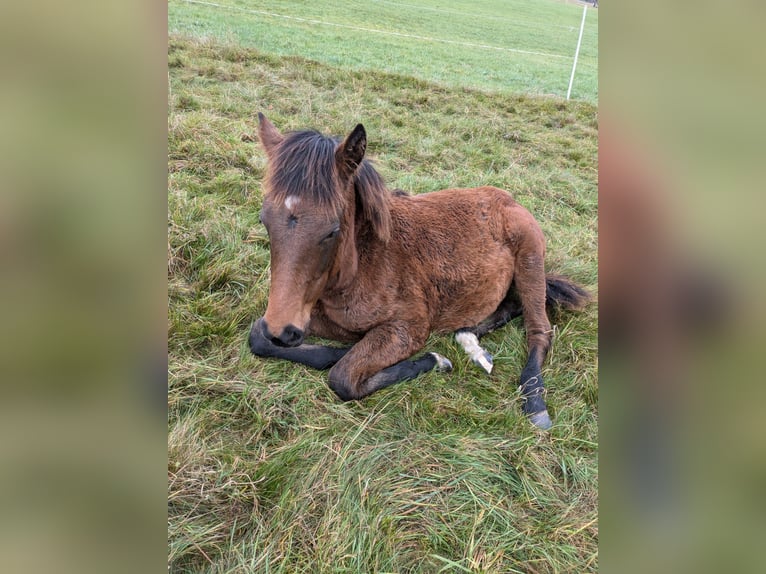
359 186 545 333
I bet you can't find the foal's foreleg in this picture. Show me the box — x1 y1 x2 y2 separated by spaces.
248 318 349 370
327 321 451 401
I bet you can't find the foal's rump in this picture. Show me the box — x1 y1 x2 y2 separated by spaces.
391 186 547 332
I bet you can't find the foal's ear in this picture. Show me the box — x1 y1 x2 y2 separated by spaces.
257 112 284 156
336 124 366 177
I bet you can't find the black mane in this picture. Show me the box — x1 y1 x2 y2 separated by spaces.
267 130 338 206
268 129 388 207
266 128 392 240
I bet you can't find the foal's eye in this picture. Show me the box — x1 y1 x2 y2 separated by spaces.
322 227 340 242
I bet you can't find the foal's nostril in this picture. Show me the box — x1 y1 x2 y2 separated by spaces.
260 319 275 341
275 324 304 347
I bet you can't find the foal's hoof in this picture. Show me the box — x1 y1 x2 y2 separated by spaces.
471 350 494 374
529 410 553 430
430 352 453 372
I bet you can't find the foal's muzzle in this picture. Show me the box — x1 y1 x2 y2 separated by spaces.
262 319 304 348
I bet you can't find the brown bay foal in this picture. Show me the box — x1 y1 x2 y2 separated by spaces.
248 114 590 429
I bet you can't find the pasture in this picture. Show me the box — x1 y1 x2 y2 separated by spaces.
168 0 598 102
168 3 597 572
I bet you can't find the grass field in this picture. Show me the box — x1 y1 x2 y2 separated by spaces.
168 5 598 571
168 0 598 102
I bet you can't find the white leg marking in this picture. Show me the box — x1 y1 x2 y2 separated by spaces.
429 352 453 372
455 331 494 374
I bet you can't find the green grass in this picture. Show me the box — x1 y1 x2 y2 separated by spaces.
168 0 598 102
168 29 597 574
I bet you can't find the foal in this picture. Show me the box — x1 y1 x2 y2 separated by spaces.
248 114 590 429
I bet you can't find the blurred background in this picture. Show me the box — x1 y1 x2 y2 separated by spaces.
602 2 766 572
0 0 764 572
0 2 165 573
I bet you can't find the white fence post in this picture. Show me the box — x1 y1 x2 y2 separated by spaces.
566 5 588 100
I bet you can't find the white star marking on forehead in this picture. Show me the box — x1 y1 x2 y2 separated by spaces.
284 195 300 211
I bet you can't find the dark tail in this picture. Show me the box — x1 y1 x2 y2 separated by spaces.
545 274 592 312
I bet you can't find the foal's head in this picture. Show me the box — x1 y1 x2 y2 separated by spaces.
256 114 390 347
